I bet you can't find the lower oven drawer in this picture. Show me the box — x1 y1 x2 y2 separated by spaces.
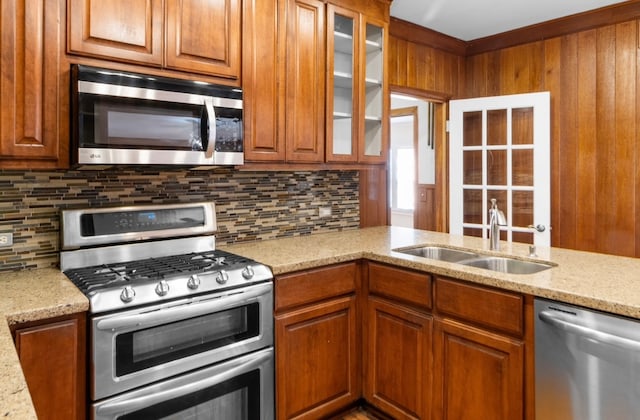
93 347 274 420
91 282 273 400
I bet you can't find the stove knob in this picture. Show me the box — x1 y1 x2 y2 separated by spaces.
187 274 201 290
155 280 170 296
242 265 255 280
120 286 136 303
216 270 229 285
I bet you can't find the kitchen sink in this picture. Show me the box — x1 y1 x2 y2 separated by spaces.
460 256 554 274
393 245 555 274
394 246 480 263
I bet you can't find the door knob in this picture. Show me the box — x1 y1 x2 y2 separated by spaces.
528 224 546 232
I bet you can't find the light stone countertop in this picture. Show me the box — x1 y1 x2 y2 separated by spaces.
223 226 640 319
0 269 89 419
3 225 640 417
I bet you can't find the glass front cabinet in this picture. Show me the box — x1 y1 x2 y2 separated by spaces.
326 5 388 163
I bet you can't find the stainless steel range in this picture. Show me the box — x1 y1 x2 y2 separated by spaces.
60 202 274 420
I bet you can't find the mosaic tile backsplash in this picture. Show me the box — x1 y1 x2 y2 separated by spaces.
0 168 360 272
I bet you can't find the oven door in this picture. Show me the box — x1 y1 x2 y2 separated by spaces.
92 282 273 400
93 347 274 420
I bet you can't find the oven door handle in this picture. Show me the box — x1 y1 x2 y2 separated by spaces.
94 348 272 417
96 282 271 332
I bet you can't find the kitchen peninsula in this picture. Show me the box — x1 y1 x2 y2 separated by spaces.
3 226 640 418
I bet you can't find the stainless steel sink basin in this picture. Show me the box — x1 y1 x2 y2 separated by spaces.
393 245 555 274
394 246 479 263
460 256 553 274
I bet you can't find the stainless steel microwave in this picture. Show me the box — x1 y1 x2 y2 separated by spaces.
71 65 243 166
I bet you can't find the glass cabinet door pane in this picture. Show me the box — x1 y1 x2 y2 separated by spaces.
363 22 384 158
331 12 355 156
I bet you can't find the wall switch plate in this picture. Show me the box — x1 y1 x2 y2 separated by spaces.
319 207 332 218
0 232 13 247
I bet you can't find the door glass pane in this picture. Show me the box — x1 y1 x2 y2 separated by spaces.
364 22 384 157
332 13 355 155
463 227 483 238
513 190 534 227
512 107 534 145
463 189 482 224
487 150 507 186
463 150 482 185
487 109 507 146
513 149 533 186
463 111 482 146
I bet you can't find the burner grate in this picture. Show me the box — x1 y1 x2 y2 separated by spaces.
64 250 250 294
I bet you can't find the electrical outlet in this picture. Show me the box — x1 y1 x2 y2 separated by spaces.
0 232 13 247
319 207 332 218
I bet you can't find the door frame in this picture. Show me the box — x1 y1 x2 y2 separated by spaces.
389 87 449 232
390 106 418 228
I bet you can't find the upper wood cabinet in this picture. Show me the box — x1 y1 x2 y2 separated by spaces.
243 0 390 164
326 5 388 164
283 0 326 163
67 0 241 80
0 0 69 169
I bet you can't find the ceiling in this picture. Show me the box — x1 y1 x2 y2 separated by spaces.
390 0 629 41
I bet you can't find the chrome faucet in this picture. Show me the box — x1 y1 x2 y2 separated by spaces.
489 198 507 251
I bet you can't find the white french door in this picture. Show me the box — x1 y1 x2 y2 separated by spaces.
449 92 551 246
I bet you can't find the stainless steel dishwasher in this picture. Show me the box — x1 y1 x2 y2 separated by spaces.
535 298 640 420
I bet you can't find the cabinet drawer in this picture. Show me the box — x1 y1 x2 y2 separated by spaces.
275 262 357 312
435 277 523 336
367 262 432 310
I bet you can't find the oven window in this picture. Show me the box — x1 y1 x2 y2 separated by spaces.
79 95 206 151
119 370 260 420
115 303 260 376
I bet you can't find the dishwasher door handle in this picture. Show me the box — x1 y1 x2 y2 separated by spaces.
539 310 640 351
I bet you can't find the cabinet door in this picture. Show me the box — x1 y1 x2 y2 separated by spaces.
0 0 68 169
14 316 86 420
358 14 388 163
326 5 359 163
67 0 163 65
165 0 240 79
365 296 432 420
284 0 325 163
276 295 359 420
242 0 286 161
433 318 524 420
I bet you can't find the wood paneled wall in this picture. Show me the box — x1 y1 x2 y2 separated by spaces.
464 20 640 257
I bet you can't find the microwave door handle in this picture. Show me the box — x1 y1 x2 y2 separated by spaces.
204 98 216 158
94 349 272 417
539 311 640 351
96 282 271 331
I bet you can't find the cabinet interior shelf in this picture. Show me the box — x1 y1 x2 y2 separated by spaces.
365 115 382 122
365 78 382 87
366 39 382 52
334 72 354 88
334 31 354 54
334 112 352 119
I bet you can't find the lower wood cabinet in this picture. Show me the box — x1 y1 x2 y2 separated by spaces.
275 261 532 420
274 262 360 420
433 276 527 420
13 313 86 420
432 318 524 420
365 296 432 420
